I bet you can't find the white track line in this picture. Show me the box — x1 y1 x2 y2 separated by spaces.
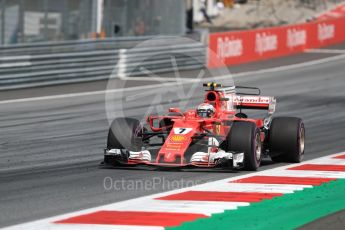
114 200 247 215
9 224 164 230
0 83 181 105
306 48 345 54
193 183 310 193
1 53 345 105
260 170 345 179
308 158 345 165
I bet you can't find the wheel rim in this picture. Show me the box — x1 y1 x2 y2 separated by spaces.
255 133 262 162
299 126 305 155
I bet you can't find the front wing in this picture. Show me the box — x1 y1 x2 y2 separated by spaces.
103 148 244 169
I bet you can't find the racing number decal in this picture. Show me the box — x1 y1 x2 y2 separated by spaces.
179 128 186 134
173 128 192 135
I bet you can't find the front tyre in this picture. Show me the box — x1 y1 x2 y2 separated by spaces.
107 117 142 151
227 122 262 171
105 117 143 166
269 117 305 163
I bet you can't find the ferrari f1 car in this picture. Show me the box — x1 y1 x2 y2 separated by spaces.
103 82 305 171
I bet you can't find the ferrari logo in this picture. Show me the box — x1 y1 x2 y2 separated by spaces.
170 135 187 142
216 124 221 135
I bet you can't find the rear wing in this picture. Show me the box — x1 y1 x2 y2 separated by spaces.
202 83 276 114
234 95 276 114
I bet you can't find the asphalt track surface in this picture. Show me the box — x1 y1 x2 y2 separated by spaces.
1 44 345 228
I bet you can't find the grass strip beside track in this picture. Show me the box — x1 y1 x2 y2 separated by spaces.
168 179 345 230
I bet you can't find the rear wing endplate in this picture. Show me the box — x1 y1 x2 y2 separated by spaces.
234 96 276 114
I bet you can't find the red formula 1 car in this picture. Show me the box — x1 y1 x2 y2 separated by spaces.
104 82 305 171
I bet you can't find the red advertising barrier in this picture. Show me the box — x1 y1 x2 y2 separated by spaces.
208 16 345 68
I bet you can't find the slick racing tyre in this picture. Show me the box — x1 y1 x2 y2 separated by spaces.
107 117 143 151
269 117 305 163
227 122 262 171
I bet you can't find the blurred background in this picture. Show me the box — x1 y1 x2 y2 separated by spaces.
0 0 186 45
1 0 343 45
0 0 344 90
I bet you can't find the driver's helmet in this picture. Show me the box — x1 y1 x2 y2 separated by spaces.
197 103 215 118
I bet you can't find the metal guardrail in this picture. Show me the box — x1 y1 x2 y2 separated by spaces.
0 36 205 90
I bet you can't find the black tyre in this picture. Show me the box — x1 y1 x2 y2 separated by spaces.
226 122 262 171
107 117 142 151
269 117 305 163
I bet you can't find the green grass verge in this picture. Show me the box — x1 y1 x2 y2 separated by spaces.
168 179 345 230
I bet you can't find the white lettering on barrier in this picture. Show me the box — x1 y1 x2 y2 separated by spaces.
255 32 278 55
217 37 243 58
287 28 307 48
318 23 335 41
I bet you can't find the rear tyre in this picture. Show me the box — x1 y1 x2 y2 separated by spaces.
227 122 262 171
269 117 305 163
